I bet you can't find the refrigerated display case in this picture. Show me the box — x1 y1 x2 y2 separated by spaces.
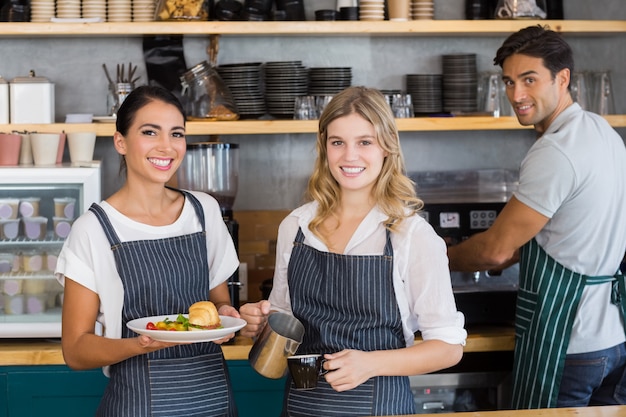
0 163 101 338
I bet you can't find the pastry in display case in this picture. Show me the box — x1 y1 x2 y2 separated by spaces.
0 163 101 338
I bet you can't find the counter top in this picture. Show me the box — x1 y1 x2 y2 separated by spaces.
384 405 626 417
0 325 514 366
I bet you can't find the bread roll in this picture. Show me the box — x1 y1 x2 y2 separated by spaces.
188 301 221 329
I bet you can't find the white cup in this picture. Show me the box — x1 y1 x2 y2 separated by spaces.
67 131 96 163
30 133 61 166
18 133 33 165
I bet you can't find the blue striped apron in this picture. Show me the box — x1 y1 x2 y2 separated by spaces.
512 238 626 409
283 227 415 416
89 190 237 417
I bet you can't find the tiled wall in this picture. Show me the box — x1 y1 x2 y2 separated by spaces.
235 210 289 302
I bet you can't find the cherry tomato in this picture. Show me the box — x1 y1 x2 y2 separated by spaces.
146 322 157 330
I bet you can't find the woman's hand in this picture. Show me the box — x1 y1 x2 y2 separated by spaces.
137 335 186 350
238 300 271 338
322 349 375 392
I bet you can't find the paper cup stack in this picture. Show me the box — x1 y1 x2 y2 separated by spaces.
56 0 81 18
107 0 132 22
411 0 434 20
82 0 107 20
132 0 156 21
359 0 385 21
30 0 55 22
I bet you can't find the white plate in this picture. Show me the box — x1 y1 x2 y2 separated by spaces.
127 314 247 343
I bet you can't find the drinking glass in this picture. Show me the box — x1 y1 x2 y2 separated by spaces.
293 96 318 120
570 72 590 110
391 94 414 118
590 71 615 115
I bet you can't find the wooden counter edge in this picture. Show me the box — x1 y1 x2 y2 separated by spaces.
0 326 515 366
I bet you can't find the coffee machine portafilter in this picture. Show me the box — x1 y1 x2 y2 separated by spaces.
178 142 241 308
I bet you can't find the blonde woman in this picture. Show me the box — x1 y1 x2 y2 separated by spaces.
240 86 466 416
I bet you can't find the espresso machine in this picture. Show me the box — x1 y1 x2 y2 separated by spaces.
177 141 241 308
410 169 520 326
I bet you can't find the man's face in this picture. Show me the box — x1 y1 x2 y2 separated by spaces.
501 53 571 134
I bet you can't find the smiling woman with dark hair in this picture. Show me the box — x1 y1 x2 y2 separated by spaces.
55 85 241 416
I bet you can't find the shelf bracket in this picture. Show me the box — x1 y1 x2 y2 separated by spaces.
207 34 220 66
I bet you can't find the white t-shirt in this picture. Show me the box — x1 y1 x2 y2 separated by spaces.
515 103 626 353
55 190 239 342
268 201 467 348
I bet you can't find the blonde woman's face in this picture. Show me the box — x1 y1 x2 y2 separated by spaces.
325 113 388 195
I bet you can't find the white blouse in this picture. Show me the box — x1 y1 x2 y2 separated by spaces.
268 201 467 347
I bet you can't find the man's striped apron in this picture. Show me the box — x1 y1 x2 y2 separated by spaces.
512 238 626 409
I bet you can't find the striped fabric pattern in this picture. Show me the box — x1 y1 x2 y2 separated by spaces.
89 191 236 417
284 228 415 416
512 238 622 409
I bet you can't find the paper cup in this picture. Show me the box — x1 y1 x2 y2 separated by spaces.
388 0 410 21
22 216 48 240
30 133 61 166
67 131 96 163
18 133 33 165
56 132 66 164
19 197 40 218
53 216 73 238
0 133 22 166
0 198 20 219
53 197 76 219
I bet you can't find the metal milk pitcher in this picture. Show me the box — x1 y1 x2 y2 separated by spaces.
248 312 305 379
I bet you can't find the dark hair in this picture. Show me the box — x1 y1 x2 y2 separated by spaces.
493 25 575 83
115 85 186 136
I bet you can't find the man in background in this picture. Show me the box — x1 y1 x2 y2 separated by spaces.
447 25 626 409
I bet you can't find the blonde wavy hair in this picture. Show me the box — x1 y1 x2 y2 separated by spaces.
306 86 423 235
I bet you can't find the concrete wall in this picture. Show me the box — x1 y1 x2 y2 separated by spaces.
1 0 624 210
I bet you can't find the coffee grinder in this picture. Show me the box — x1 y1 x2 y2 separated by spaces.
177 142 241 308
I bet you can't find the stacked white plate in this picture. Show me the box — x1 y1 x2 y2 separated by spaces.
359 0 385 21
107 0 132 22
82 0 107 20
56 0 81 18
30 0 55 22
411 0 434 20
132 0 156 21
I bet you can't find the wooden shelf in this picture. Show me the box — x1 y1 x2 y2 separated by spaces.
0 20 624 37
2 115 624 136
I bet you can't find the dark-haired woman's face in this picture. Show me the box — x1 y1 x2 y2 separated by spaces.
114 99 186 185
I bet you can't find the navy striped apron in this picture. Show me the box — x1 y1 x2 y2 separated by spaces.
283 227 415 416
90 190 237 417
512 238 626 409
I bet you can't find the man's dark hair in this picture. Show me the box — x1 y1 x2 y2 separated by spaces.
493 25 575 82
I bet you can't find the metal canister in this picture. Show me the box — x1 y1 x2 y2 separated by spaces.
9 70 55 124
248 312 304 379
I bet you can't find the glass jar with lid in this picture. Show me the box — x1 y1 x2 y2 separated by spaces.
180 61 239 121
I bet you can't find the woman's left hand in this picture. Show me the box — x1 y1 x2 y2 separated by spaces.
322 349 375 392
